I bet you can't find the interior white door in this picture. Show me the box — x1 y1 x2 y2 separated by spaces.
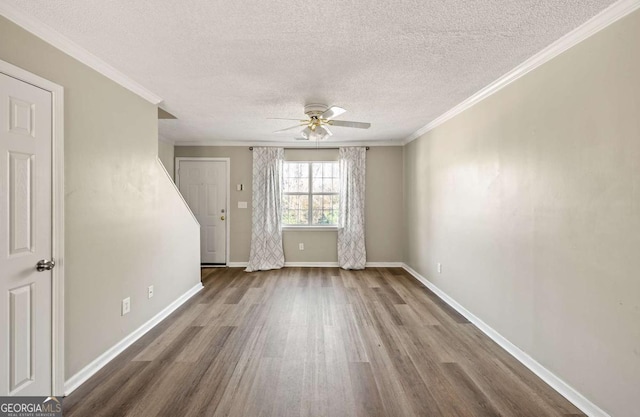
0 73 53 395
178 160 227 264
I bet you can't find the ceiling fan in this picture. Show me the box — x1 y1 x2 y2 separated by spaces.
270 104 371 140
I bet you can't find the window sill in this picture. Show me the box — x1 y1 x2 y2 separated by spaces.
282 226 339 232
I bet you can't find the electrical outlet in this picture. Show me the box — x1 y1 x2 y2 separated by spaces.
437 263 442 274
121 297 131 316
299 243 304 250
148 285 154 299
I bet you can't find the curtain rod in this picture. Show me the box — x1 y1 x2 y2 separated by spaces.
249 146 369 151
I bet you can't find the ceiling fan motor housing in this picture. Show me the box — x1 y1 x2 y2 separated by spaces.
304 103 329 118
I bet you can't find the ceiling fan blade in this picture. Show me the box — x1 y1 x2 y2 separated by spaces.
329 120 371 129
294 137 309 141
273 124 305 133
321 106 346 120
268 117 309 121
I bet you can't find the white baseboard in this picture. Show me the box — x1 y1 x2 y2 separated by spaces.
63 282 203 395
285 262 339 267
401 264 610 417
227 261 402 268
365 262 403 268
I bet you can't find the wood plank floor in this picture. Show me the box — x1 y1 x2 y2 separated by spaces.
63 267 585 417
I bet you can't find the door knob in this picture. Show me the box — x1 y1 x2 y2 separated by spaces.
37 259 55 272
221 216 225 220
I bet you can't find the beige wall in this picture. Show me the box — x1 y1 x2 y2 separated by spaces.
364 146 404 262
175 146 404 263
158 139 175 180
0 17 201 379
403 10 640 417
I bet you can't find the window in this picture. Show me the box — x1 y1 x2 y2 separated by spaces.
282 161 340 226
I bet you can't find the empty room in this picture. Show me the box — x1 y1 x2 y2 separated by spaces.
0 0 638 416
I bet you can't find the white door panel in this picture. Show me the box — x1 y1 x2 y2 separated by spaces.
9 284 34 392
178 160 227 264
0 73 53 396
9 152 35 255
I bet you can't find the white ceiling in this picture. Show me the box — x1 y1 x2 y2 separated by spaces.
4 0 617 145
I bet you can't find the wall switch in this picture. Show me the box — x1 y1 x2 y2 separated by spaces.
121 297 131 316
236 184 244 191
238 201 248 209
299 243 304 250
437 263 442 274
148 285 154 299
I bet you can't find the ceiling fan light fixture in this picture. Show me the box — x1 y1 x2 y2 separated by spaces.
312 132 329 141
301 126 328 141
316 125 332 137
301 126 313 140
315 131 330 141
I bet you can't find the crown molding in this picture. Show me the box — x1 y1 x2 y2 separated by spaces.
173 139 403 147
403 0 640 145
0 1 163 105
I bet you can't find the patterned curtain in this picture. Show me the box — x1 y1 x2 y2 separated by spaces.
246 147 285 272
337 147 367 269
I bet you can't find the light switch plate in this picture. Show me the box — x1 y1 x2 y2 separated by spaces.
238 201 248 209
122 297 131 316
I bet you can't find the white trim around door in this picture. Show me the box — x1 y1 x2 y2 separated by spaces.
0 59 65 396
175 157 231 266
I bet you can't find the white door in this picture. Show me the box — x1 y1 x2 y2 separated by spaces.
0 73 53 395
178 160 227 264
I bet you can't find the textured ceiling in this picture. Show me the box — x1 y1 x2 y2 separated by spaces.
4 0 617 144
